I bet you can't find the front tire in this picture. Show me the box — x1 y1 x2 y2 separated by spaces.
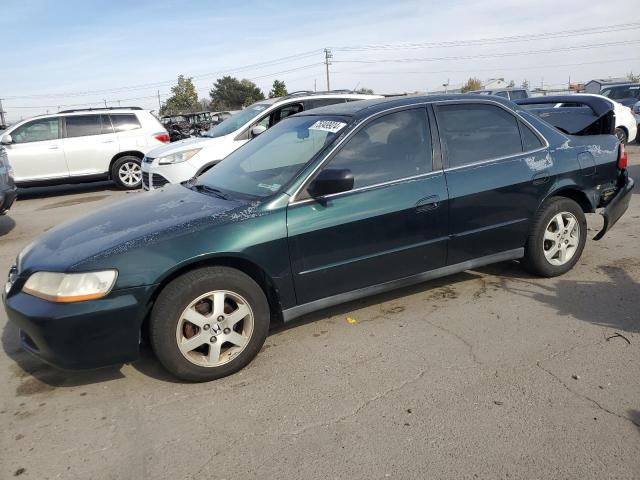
111 156 142 190
523 197 587 277
149 267 270 382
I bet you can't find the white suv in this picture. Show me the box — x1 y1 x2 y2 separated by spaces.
0 108 169 189
141 92 380 190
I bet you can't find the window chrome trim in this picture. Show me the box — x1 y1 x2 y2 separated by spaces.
289 170 443 206
288 102 431 204
442 145 549 173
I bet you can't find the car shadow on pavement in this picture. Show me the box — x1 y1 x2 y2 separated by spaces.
2 321 125 389
0 215 15 236
488 264 640 334
17 181 120 200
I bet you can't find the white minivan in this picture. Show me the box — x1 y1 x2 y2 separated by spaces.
141 92 380 190
0 108 169 189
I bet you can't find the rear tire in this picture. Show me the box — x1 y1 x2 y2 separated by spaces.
615 127 628 144
523 197 587 277
149 267 270 382
111 156 142 190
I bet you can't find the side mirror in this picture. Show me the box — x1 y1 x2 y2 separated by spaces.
308 168 354 197
251 125 267 137
1 134 12 145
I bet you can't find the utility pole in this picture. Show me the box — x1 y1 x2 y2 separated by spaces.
0 98 6 127
324 48 332 91
314 79 317 92
103 99 107 108
157 90 162 112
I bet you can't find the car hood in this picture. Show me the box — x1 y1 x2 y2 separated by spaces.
146 135 229 158
18 185 256 273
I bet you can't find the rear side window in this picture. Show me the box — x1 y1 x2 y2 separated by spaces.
65 115 103 138
110 114 141 132
325 108 432 189
520 122 543 151
494 91 509 98
437 104 522 168
305 98 346 109
509 90 528 100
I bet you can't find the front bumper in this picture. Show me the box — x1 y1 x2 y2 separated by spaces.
141 157 196 191
0 185 17 214
3 285 155 369
594 174 634 240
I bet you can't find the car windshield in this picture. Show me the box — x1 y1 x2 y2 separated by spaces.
601 85 640 101
197 115 350 198
204 103 271 138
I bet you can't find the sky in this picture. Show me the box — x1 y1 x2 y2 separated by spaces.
1 0 639 122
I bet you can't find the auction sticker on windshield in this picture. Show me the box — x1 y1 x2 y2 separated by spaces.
309 120 347 133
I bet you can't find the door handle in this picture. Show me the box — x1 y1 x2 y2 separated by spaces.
416 195 440 213
101 140 115 144
48 145 59 150
532 172 550 185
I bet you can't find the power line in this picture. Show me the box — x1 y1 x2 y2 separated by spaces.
333 39 640 64
4 20 638 101
333 22 640 51
3 49 323 100
331 56 640 76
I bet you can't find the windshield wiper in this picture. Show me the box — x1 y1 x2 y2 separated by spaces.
190 183 230 200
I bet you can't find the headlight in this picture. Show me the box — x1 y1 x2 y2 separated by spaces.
157 148 202 165
23 270 118 302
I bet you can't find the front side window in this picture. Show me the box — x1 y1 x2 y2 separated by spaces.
204 103 271 138
323 108 432 189
12 118 59 144
110 114 141 132
65 115 103 138
437 103 523 168
494 91 509 98
198 115 347 198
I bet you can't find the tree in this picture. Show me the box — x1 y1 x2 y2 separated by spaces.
160 75 198 116
628 72 640 83
356 87 375 94
461 77 482 93
197 97 210 111
522 79 530 90
507 80 515 88
269 80 288 98
209 76 265 110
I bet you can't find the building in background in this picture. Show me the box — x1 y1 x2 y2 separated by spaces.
584 77 629 93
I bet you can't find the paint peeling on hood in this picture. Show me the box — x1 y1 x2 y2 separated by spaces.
18 185 262 272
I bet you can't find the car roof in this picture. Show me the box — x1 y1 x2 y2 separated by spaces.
295 94 518 119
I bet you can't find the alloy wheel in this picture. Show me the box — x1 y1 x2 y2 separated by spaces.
118 161 142 187
175 290 254 367
543 211 580 266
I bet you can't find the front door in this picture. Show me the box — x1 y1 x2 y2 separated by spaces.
287 107 448 305
5 117 68 182
434 101 551 265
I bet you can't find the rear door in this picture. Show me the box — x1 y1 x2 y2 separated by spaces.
62 114 119 176
5 117 68 182
435 101 550 265
287 107 448 304
110 113 145 151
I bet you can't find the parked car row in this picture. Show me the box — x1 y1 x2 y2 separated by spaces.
142 92 380 189
2 94 633 381
161 110 237 142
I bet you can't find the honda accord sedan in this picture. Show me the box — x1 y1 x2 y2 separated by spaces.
3 95 633 381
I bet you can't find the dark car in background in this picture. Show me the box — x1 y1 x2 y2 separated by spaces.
600 83 640 108
0 147 17 215
3 95 632 382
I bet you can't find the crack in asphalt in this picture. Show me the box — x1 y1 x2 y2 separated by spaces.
536 361 640 428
